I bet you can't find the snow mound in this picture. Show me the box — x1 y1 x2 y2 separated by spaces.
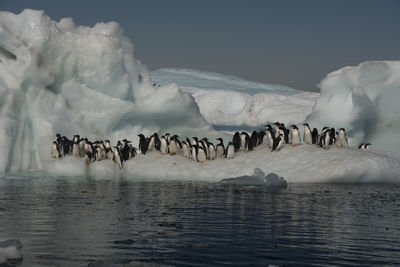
219 168 287 187
0 239 23 264
152 68 319 127
306 61 400 152
0 9 215 173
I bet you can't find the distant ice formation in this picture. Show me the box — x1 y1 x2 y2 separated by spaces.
152 68 319 127
306 61 400 152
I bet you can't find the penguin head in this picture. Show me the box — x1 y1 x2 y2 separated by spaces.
303 123 310 128
56 133 61 139
137 134 145 140
339 128 346 133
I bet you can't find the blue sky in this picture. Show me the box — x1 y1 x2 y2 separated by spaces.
1 0 399 91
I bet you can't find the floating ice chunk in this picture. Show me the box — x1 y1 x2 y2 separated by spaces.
219 168 287 187
0 239 23 263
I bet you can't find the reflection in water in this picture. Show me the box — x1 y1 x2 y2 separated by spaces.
1 175 400 266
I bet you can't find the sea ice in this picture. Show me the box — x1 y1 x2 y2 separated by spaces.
219 168 288 187
0 239 23 264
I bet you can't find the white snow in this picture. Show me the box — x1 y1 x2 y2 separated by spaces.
0 9 399 183
152 68 320 127
306 61 400 152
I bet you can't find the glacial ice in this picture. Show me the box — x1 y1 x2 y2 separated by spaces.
0 9 399 183
306 61 400 152
0 9 216 173
152 68 319 127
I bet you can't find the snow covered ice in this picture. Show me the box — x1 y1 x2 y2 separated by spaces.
0 239 23 265
0 9 400 183
219 168 288 187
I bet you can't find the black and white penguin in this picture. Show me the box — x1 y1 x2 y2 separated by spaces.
265 128 274 149
137 134 149 155
257 131 266 145
72 134 80 156
273 122 281 138
290 125 301 146
317 127 329 147
216 138 225 158
311 128 319 144
198 140 208 159
359 143 371 150
147 133 156 151
160 136 169 155
248 131 258 151
208 142 216 160
272 134 284 152
335 128 348 147
113 146 123 168
240 132 249 151
169 135 180 155
303 123 312 145
233 132 241 152
121 139 133 160
51 141 60 159
225 142 235 159
154 133 161 151
191 144 198 161
129 146 137 159
94 145 103 161
197 146 207 163
181 141 191 158
84 151 96 165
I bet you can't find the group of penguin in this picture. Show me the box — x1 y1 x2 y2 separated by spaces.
51 122 370 169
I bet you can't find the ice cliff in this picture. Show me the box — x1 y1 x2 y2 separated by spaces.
306 61 400 152
0 9 214 173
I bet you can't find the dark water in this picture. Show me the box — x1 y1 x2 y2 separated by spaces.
1 175 400 267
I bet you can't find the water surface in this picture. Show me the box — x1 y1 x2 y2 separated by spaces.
1 175 399 266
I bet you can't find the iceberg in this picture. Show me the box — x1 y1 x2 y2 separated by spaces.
306 61 400 152
0 9 399 183
219 168 288 187
0 9 217 173
152 68 319 127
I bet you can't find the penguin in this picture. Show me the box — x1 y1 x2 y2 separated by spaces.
196 140 207 159
248 131 258 151
272 134 284 152
208 142 216 160
191 144 198 161
165 133 171 143
191 137 198 147
113 146 123 168
104 140 114 160
303 123 312 145
169 135 180 155
160 136 169 155
320 128 334 149
225 142 235 159
201 138 210 157
273 122 281 138
122 139 133 160
182 141 191 158
154 133 161 151
240 132 249 151
137 134 149 155
94 145 103 161
216 138 225 158
79 138 86 156
148 133 156 151
51 141 60 159
318 127 329 147
72 139 80 157
365 143 371 149
84 151 96 165
186 137 193 149
233 132 241 152
197 146 207 163
265 128 274 149
311 128 319 144
290 125 301 146
335 128 348 147
257 131 266 145
129 145 137 159
99 141 107 159
280 123 290 144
